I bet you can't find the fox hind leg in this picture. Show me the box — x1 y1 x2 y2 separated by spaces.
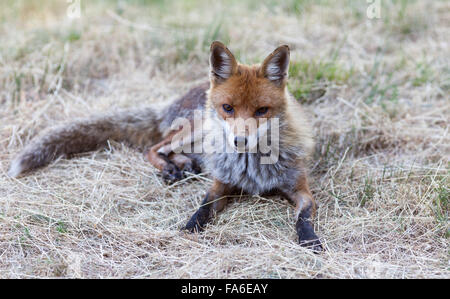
146 131 184 183
159 123 203 177
146 130 201 183
168 152 202 176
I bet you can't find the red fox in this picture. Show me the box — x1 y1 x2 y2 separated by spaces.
9 41 323 251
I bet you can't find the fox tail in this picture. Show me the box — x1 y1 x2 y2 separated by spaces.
8 107 162 178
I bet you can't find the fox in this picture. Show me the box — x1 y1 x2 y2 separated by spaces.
8 41 323 251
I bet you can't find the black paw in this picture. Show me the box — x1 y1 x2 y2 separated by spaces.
183 211 206 233
183 205 210 233
181 161 202 176
297 219 324 252
183 218 204 233
299 236 323 252
162 163 183 184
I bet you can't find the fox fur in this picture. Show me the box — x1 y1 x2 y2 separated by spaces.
9 41 323 251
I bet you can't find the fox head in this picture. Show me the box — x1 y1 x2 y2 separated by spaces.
207 41 289 152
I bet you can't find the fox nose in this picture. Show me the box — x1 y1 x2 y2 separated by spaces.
234 136 248 147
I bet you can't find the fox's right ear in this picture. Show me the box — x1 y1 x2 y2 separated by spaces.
209 41 238 85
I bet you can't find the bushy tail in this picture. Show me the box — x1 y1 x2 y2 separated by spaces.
8 107 162 177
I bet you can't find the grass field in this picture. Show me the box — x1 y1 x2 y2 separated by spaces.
0 0 448 278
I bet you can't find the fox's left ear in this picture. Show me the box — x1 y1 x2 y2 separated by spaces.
260 45 290 87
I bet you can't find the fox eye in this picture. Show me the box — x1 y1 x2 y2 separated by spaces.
255 107 269 116
222 104 234 114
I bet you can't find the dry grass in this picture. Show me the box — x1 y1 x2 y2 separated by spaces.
0 0 448 278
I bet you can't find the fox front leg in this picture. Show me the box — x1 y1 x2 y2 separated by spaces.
288 175 323 252
184 180 230 232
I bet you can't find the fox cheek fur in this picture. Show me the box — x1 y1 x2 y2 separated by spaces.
9 41 323 251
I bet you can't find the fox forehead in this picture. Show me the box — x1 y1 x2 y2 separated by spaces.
209 64 286 109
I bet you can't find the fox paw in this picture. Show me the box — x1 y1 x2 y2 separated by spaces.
297 220 324 252
299 237 323 252
162 163 183 184
183 208 209 233
181 161 202 176
183 218 205 233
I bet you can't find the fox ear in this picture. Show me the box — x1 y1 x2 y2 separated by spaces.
209 41 238 84
261 45 290 86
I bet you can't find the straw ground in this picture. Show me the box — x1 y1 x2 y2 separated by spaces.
0 0 448 278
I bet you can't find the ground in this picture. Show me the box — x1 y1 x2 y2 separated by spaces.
0 0 448 278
